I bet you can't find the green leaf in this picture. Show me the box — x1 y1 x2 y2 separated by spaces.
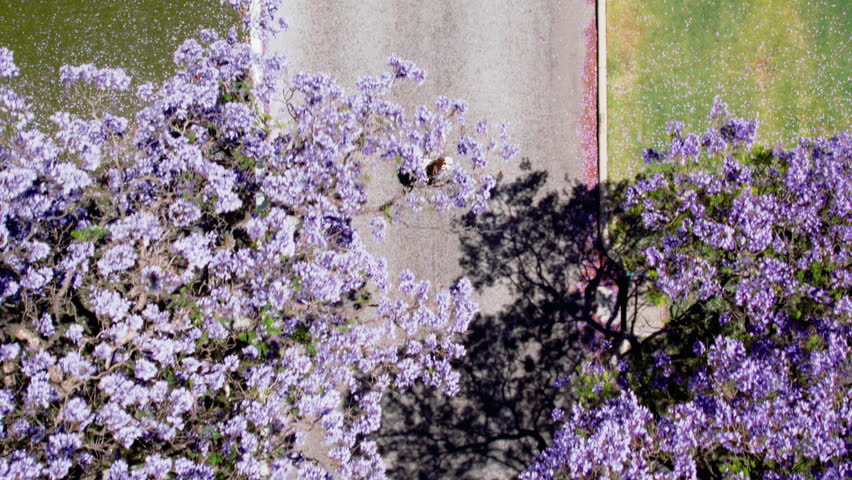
805 334 823 352
70 226 109 242
234 152 255 170
648 289 669 307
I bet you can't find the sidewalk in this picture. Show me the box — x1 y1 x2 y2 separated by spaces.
270 2 595 478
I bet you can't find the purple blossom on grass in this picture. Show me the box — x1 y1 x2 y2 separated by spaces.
59 64 130 91
708 95 728 119
0 47 19 78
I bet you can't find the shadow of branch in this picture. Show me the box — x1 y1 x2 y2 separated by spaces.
372 169 655 479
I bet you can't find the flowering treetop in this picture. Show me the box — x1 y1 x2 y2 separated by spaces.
523 98 851 479
0 2 516 479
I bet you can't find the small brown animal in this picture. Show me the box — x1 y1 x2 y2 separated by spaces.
425 156 453 185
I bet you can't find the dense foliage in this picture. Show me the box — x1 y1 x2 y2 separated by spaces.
1 2 847 478
523 99 851 479
0 2 516 479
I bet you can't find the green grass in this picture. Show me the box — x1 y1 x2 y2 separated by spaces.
607 0 851 180
0 0 235 121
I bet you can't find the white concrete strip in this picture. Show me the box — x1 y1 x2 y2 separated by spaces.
597 0 608 186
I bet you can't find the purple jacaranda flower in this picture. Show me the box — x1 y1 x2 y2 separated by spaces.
720 117 758 144
386 55 426 85
0 2 515 475
708 95 728 119
59 64 130 91
0 47 19 78
368 216 386 241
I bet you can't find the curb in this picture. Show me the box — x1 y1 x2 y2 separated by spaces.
596 0 610 236
597 0 607 189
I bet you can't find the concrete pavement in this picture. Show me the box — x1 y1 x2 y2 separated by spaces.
269 2 595 477
273 0 592 295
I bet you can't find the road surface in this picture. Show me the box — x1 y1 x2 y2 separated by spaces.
269 2 594 477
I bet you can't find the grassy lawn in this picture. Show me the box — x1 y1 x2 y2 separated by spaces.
607 0 850 180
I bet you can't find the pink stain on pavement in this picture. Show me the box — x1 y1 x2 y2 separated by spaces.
579 16 598 188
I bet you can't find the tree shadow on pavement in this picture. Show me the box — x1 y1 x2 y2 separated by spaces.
373 165 656 479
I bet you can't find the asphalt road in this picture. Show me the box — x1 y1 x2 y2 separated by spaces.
269 2 594 477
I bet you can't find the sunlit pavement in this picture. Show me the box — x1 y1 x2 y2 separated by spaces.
269 2 594 478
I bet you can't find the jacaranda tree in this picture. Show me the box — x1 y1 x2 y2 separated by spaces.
0 2 517 478
523 99 851 479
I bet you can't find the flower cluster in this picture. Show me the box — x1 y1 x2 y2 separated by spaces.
525 102 851 479
59 64 131 91
0 3 512 479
